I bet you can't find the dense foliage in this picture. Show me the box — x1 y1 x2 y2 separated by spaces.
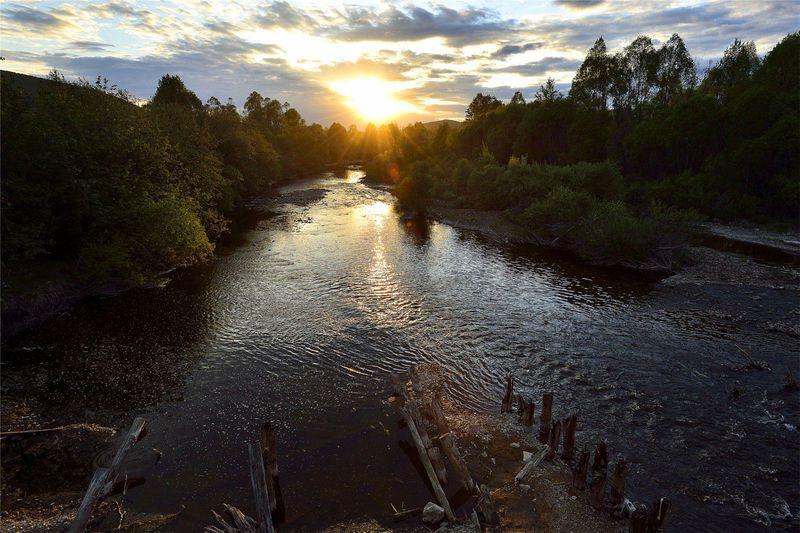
365 33 799 268
1 73 370 282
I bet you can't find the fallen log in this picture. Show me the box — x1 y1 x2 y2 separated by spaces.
70 417 146 533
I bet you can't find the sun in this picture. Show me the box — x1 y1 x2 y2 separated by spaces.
330 77 416 123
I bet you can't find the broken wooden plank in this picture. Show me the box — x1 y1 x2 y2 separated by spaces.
70 417 146 533
514 446 549 484
247 442 276 533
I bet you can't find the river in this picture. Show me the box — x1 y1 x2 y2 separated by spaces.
3 169 798 531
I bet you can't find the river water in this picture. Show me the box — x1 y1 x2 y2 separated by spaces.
4 169 799 531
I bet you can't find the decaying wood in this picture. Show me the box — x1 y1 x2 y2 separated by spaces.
247 442 276 533
609 457 628 507
391 506 422 522
426 394 475 492
476 484 496 524
392 375 448 485
561 414 577 463
501 376 514 413
70 417 146 533
629 504 650 533
205 504 258 533
573 448 589 490
391 375 455 522
538 393 553 444
545 420 562 461
514 446 549 484
517 397 535 426
259 423 278 512
649 497 670 532
588 442 608 510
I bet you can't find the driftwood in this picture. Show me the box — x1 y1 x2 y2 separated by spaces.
538 393 553 443
259 423 278 512
205 504 258 533
573 448 590 490
391 375 455 521
609 457 628 507
391 506 422 522
545 420 562 461
588 442 608 510
70 417 146 533
561 414 577 463
501 376 514 413
514 446 548 484
247 441 276 533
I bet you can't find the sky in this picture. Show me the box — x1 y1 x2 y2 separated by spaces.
1 0 798 126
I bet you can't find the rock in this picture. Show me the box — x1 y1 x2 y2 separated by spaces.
422 502 445 525
510 442 520 448
519 484 531 491
522 451 533 462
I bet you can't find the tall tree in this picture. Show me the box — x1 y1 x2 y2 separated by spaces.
569 37 612 110
510 90 526 105
656 34 696 104
702 39 760 100
465 93 502 120
535 78 563 102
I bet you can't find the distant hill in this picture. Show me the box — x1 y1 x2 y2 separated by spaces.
421 119 463 132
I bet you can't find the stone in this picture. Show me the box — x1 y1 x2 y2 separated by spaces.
422 502 445 525
519 484 531 491
523 451 533 462
510 442 520 448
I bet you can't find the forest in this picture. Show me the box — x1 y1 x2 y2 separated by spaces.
1 73 369 282
365 32 799 268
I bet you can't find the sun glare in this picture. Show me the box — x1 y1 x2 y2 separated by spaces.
330 78 416 123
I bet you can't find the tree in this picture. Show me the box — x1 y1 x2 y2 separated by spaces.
465 93 502 120
569 37 612 109
510 90 526 105
151 74 202 110
655 34 696 104
612 36 660 110
702 39 760 100
534 78 563 102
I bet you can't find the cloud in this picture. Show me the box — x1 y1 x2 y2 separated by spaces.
555 0 607 9
1 3 79 37
490 57 583 76
67 41 115 52
491 42 544 58
329 5 517 46
253 1 317 30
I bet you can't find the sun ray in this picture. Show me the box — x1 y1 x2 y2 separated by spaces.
330 77 418 123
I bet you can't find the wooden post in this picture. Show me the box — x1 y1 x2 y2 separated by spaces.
501 376 514 413
572 448 590 490
588 442 608 510
561 414 576 463
545 420 562 461
538 393 552 444
247 442 276 533
391 375 455 521
259 423 278 513
609 457 628 507
630 504 649 533
71 417 146 533
519 399 535 426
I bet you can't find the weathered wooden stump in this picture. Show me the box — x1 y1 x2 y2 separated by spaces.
538 393 553 444
545 419 562 461
609 457 629 508
519 398 535 426
649 497 670 532
501 376 514 413
588 441 608 510
561 414 577 463
572 448 590 490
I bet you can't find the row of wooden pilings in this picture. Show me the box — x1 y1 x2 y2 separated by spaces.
502 376 670 532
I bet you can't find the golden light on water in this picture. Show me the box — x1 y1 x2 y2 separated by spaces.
330 78 417 123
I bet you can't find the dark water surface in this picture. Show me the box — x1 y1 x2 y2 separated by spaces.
4 170 799 531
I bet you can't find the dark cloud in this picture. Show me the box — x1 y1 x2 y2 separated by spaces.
555 0 606 9
1 3 75 35
254 1 316 29
491 42 543 58
490 57 582 76
329 5 517 45
67 41 115 52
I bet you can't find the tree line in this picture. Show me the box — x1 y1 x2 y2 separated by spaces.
1 73 380 282
365 32 798 268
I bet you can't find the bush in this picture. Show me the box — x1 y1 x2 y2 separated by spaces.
524 186 598 229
